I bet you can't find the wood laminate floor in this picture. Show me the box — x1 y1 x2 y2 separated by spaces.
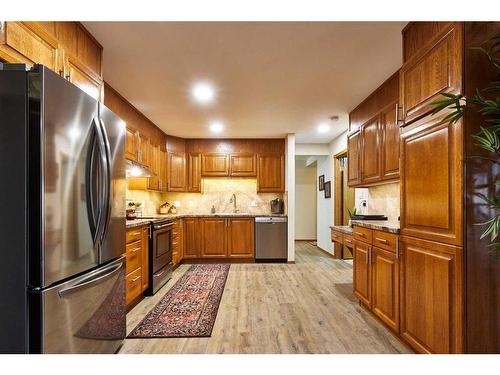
121 241 411 354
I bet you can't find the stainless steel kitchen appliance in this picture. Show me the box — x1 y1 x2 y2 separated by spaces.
0 64 126 353
270 198 284 214
255 216 288 262
147 218 174 295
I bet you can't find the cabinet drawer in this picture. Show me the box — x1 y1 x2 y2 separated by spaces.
372 230 398 253
353 226 372 244
343 234 354 248
126 228 143 244
331 230 343 244
126 240 142 274
126 268 142 306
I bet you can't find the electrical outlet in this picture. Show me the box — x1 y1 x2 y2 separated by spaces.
250 200 258 207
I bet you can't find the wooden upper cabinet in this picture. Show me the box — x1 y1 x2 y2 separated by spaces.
0 22 60 72
257 153 284 193
147 144 161 191
347 131 361 186
125 128 138 161
380 102 400 180
371 246 399 333
138 135 151 168
168 152 186 192
187 153 201 192
183 218 200 259
400 236 463 353
227 218 255 258
353 240 371 306
400 22 463 125
63 51 102 100
230 153 257 177
361 116 381 184
200 218 227 258
159 150 168 192
400 114 463 246
201 153 229 177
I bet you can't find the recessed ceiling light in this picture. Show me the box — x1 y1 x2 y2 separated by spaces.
209 121 224 133
317 123 330 133
191 82 216 104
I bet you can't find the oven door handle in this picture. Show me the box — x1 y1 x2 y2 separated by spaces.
154 222 174 230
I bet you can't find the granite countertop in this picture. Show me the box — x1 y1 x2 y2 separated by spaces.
126 213 287 228
351 220 400 234
329 225 354 235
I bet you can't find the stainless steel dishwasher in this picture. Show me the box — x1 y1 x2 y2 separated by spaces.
255 216 288 262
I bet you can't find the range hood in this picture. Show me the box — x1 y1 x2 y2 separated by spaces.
125 159 156 178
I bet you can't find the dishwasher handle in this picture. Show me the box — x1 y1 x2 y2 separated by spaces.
255 216 288 223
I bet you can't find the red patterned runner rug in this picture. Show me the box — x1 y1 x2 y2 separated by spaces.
128 264 230 338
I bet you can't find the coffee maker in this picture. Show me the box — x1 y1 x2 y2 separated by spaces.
270 198 284 214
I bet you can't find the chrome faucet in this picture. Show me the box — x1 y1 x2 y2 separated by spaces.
229 193 239 213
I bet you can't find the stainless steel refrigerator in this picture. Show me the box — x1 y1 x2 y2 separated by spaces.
0 64 126 353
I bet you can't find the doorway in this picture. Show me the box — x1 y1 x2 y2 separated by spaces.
334 150 355 259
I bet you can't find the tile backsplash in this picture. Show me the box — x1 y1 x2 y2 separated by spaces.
355 182 400 222
126 178 283 216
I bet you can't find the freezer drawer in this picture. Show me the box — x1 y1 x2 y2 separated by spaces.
255 217 288 261
31 256 126 354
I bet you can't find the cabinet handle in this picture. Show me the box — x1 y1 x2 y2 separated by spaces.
395 103 401 125
345 239 352 244
366 247 369 265
131 276 141 283
130 247 141 253
355 232 365 238
396 239 400 259
375 237 389 244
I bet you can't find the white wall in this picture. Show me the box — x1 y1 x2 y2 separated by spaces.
295 143 330 156
295 159 317 240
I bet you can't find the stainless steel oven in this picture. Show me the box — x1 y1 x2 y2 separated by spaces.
147 219 174 295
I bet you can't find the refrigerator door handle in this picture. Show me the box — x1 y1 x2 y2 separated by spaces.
97 117 112 247
58 261 123 298
93 117 110 251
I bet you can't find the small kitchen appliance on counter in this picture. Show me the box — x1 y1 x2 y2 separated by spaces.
270 198 284 214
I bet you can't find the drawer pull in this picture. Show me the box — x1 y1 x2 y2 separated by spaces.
355 232 366 237
375 237 389 244
345 239 352 243
131 231 141 236
130 247 141 253
130 276 141 283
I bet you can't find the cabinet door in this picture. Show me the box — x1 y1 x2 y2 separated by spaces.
257 153 284 192
380 102 400 180
125 128 138 161
147 144 160 190
200 218 227 258
201 153 229 176
371 246 399 332
400 236 463 353
400 115 463 246
139 136 151 168
347 131 361 186
0 21 60 72
400 23 462 125
183 218 200 259
141 226 149 292
159 150 168 192
361 115 381 184
353 240 371 306
64 52 102 100
168 152 186 192
227 218 255 258
230 153 256 177
187 153 201 192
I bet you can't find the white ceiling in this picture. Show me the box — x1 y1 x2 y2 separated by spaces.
84 22 406 143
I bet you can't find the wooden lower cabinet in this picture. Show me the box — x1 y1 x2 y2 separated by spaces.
183 217 255 260
200 217 227 258
371 246 399 332
353 240 371 306
125 225 149 308
400 235 463 353
227 218 254 258
172 219 184 266
183 218 200 259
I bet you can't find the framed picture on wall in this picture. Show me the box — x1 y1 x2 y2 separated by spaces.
318 175 325 191
324 181 331 198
